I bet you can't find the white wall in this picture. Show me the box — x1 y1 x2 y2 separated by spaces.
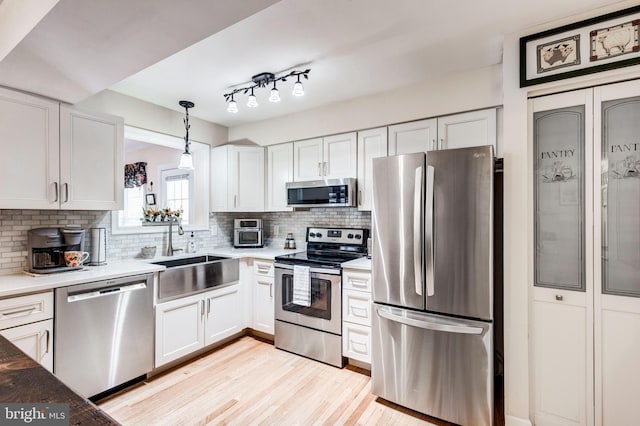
76 89 228 147
229 65 502 145
501 1 640 425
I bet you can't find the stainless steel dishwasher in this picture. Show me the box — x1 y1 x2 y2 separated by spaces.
54 273 154 398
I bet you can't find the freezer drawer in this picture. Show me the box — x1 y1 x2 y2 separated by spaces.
372 305 493 426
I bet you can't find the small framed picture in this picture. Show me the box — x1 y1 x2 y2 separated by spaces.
145 193 156 206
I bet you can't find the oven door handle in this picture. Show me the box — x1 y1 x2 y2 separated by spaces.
274 263 341 276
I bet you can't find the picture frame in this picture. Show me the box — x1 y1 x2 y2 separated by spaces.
145 193 156 206
520 5 640 87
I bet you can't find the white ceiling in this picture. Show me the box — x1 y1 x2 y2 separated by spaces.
0 0 627 128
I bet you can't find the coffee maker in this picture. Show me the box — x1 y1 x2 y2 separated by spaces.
27 227 85 274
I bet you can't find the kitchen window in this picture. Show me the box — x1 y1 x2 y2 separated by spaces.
160 169 193 225
119 186 146 227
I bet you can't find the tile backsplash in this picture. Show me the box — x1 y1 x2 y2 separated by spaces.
0 208 371 275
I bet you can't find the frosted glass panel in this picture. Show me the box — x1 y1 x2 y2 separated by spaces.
534 106 585 290
602 97 640 297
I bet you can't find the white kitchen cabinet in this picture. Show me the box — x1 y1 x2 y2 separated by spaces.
437 108 496 151
388 118 437 155
0 291 54 372
211 145 265 212
0 87 123 210
252 260 275 336
59 105 124 210
0 87 59 209
155 283 242 367
204 285 243 345
267 143 293 212
1 319 53 372
342 268 372 365
293 132 357 181
357 127 387 211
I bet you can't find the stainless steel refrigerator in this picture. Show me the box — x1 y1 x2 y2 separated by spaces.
371 145 496 426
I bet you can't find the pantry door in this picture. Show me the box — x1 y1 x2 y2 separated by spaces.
593 80 640 426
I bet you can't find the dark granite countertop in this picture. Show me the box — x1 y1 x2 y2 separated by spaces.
0 335 118 425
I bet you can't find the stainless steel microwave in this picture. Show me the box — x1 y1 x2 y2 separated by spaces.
233 219 263 248
286 178 357 208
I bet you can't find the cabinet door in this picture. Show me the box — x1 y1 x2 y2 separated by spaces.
155 293 204 367
0 87 59 209
0 319 53 372
323 132 357 179
357 128 387 211
293 138 323 181
204 284 242 345
594 81 640 426
267 143 293 211
59 106 124 210
253 276 274 335
388 118 437 155
437 108 496 151
228 146 265 212
210 145 229 212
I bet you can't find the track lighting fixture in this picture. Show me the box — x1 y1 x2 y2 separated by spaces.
223 69 310 113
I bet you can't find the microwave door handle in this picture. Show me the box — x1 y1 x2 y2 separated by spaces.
414 166 423 297
425 165 435 297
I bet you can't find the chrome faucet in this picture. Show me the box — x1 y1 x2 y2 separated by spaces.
166 217 185 256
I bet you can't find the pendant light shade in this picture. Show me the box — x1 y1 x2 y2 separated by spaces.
227 98 238 113
292 75 304 97
269 81 281 103
178 100 195 170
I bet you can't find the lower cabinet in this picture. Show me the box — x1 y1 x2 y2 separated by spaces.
155 283 242 367
0 291 54 372
342 268 372 365
252 260 275 336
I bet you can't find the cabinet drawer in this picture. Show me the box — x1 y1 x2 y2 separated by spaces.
0 292 53 330
342 269 371 292
254 260 274 277
342 322 371 363
343 289 372 326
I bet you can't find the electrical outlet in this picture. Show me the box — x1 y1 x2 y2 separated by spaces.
273 225 279 236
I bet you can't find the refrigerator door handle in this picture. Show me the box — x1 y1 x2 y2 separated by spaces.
376 307 483 335
425 165 435 296
413 166 423 296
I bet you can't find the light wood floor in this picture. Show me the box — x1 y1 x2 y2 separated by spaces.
98 336 449 425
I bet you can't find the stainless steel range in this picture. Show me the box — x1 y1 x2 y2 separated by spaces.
274 227 369 367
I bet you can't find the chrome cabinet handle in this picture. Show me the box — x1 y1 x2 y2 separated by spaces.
358 190 362 206
64 183 69 202
323 162 327 176
1 306 36 318
555 294 564 301
234 195 237 209
201 300 205 319
207 298 211 315
318 162 321 176
440 138 445 150
53 182 59 202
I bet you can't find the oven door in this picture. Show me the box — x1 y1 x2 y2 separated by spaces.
234 228 262 247
274 263 342 335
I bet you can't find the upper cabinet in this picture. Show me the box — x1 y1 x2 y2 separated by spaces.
59 106 124 210
267 143 293 212
293 132 357 181
437 108 497 151
211 145 265 212
0 87 124 210
357 127 387 211
388 118 437 155
388 108 497 155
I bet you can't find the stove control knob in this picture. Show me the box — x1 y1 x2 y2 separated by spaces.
316 232 323 238
347 234 354 239
355 234 362 239
309 232 316 238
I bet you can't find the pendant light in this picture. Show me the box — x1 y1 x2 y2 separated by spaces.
247 88 258 108
178 100 195 170
292 74 305 97
227 95 238 113
269 80 281 103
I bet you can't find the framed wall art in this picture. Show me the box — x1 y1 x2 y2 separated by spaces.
520 5 640 87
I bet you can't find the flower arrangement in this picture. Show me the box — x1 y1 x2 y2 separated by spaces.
142 207 183 222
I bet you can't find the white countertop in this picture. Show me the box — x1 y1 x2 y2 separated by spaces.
0 261 165 299
0 246 307 298
341 257 372 271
